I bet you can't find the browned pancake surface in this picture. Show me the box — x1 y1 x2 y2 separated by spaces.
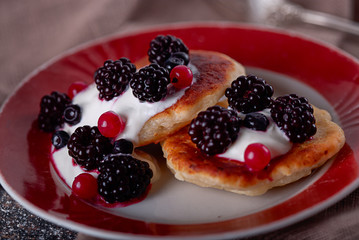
162 106 345 195
137 50 245 146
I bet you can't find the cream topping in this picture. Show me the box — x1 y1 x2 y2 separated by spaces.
63 83 186 144
218 109 292 162
53 64 197 186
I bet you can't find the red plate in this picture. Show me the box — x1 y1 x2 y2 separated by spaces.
1 23 359 239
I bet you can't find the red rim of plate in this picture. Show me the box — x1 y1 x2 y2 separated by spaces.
1 22 359 239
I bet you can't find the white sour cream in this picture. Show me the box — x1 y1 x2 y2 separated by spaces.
62 83 187 144
53 65 197 186
218 109 292 162
52 64 291 187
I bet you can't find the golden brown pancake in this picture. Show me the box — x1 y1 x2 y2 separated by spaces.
136 50 245 146
162 106 345 196
133 149 161 183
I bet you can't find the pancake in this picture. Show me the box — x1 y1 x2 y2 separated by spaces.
161 106 345 196
133 149 161 183
136 50 245 146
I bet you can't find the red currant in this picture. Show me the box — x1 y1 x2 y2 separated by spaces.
244 143 271 172
68 81 88 99
98 111 125 138
170 65 193 89
72 173 98 199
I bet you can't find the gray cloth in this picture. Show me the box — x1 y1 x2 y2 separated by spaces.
1 0 359 239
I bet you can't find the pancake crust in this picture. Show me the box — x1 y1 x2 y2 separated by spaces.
162 106 345 196
136 50 245 146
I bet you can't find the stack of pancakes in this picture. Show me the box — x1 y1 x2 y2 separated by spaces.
135 50 345 196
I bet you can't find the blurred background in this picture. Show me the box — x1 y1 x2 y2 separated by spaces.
1 0 359 239
1 0 358 105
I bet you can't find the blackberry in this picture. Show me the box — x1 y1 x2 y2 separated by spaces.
271 94 317 143
148 35 189 66
113 139 134 154
94 58 136 101
243 112 269 131
225 75 274 113
97 154 153 203
130 63 170 102
67 126 113 170
38 91 71 132
164 52 190 72
64 104 81 125
188 106 241 156
52 130 70 149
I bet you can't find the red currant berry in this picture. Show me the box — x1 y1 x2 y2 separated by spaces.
68 81 88 99
98 111 125 138
72 173 98 199
170 65 193 89
244 143 271 172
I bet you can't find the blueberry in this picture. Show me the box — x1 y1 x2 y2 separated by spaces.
113 139 134 154
164 52 189 72
164 57 185 72
64 104 81 125
243 112 269 131
52 130 70 149
171 52 189 65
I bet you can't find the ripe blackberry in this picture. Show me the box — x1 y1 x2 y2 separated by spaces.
94 58 136 101
225 75 274 113
130 63 170 102
97 154 153 203
148 35 189 66
243 112 269 131
271 94 317 143
67 126 113 170
38 91 71 132
64 104 82 125
188 106 241 156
